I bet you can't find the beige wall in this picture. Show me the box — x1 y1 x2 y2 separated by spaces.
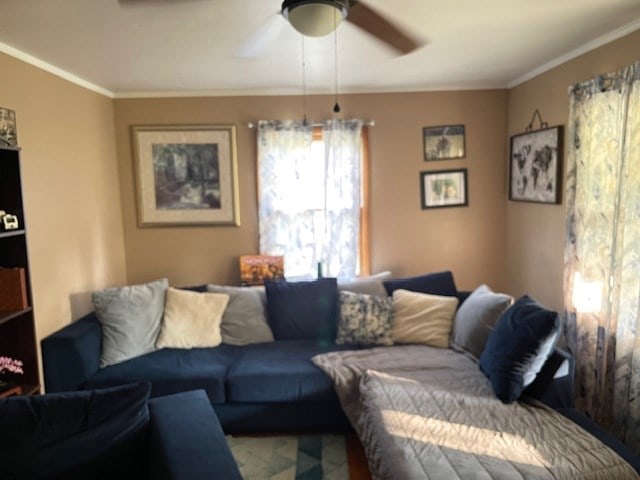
0 52 127 341
506 30 640 312
114 89 508 292
6 24 634 350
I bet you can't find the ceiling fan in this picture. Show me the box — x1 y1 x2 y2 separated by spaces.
280 0 422 55
118 0 423 56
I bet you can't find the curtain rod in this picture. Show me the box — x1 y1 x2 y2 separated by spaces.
247 120 375 128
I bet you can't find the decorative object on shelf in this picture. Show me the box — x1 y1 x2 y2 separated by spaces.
0 355 23 395
509 109 563 204
0 107 17 147
423 125 465 160
0 267 28 311
132 125 240 227
239 255 285 286
420 169 468 209
1 213 19 230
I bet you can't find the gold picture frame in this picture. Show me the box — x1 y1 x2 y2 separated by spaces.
132 125 240 226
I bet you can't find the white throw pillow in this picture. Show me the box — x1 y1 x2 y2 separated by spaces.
156 287 229 349
391 289 458 348
338 271 393 298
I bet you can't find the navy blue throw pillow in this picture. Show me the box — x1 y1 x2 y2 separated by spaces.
0 381 151 480
383 270 458 298
479 295 559 404
265 278 339 341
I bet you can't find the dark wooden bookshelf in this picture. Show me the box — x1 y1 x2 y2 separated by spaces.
0 146 40 395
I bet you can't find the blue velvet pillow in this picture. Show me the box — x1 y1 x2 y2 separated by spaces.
383 270 458 298
265 278 338 341
0 381 151 480
479 295 559 403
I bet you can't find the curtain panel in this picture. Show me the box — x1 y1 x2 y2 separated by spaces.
257 119 363 280
322 119 363 278
563 61 640 451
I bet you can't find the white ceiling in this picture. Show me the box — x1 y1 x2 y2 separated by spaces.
1 0 639 98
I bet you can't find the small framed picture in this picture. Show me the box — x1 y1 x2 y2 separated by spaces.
420 169 468 209
0 107 18 147
423 124 465 160
509 126 563 204
132 124 240 226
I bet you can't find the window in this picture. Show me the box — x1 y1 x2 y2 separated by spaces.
257 120 369 280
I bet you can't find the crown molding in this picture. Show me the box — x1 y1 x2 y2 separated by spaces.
0 41 114 98
508 17 640 88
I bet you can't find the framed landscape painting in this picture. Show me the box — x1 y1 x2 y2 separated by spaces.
132 125 240 226
509 126 563 204
420 169 468 209
423 124 465 160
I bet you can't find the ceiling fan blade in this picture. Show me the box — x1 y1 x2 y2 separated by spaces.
235 11 287 59
347 1 422 55
118 0 210 6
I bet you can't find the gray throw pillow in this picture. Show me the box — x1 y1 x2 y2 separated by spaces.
337 271 392 298
92 278 168 368
451 284 513 359
206 284 274 345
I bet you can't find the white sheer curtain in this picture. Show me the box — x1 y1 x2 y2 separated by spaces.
258 120 315 278
563 61 640 452
257 119 363 279
322 119 363 278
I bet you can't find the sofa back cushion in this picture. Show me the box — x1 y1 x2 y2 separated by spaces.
383 270 458 298
479 295 559 403
0 381 151 480
93 278 168 367
265 278 338 341
206 284 274 345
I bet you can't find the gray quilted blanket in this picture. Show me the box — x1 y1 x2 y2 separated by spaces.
313 345 638 480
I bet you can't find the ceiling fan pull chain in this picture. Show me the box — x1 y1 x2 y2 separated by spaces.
333 9 341 114
301 35 309 125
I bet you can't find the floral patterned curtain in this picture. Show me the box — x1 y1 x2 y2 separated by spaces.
564 61 640 452
257 119 363 279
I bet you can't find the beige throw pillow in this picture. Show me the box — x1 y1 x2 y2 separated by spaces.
391 289 458 348
156 287 229 349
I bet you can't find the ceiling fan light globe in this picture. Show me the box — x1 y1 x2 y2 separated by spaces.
282 0 347 37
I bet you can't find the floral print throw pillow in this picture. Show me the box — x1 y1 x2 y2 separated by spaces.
336 291 393 346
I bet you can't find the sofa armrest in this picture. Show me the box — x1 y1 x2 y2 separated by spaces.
556 408 640 474
41 313 102 392
147 390 242 480
524 347 575 409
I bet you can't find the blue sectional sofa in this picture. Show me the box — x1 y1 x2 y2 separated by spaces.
42 311 572 433
39 273 640 476
0 383 241 479
42 312 355 432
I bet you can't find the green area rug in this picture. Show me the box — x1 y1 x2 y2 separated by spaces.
227 435 349 480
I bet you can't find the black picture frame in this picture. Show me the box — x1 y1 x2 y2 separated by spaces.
420 168 468 209
423 124 465 160
509 125 563 204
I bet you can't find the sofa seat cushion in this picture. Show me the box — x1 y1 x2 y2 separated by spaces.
226 341 358 403
84 345 240 404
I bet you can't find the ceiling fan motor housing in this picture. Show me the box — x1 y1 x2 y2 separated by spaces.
281 0 349 37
